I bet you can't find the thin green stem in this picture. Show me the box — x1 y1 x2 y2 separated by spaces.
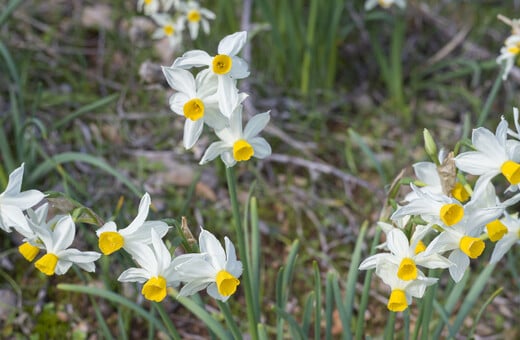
225 166 259 340
218 301 242 340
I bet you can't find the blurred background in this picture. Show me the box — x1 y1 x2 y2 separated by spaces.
0 0 519 338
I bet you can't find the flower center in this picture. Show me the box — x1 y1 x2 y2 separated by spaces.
163 24 174 36
414 240 426 255
216 270 240 297
35 253 59 276
387 289 408 312
98 231 124 255
486 219 508 242
142 276 167 302
19 242 40 262
439 203 464 226
501 160 520 184
397 258 418 281
233 139 254 162
144 0 153 5
459 236 485 259
183 98 205 121
212 55 232 75
507 44 520 55
187 10 201 22
450 182 469 202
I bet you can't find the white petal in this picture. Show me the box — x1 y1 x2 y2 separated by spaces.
162 67 197 96
386 229 410 258
169 92 190 116
96 221 118 237
229 57 250 79
184 119 204 149
200 141 229 165
122 193 151 235
118 268 150 283
249 137 272 159
448 250 469 282
217 76 239 117
455 152 501 175
221 151 236 168
359 253 387 270
53 215 76 251
217 31 247 56
2 164 24 196
173 50 212 69
0 205 29 232
412 162 441 187
178 280 209 296
244 112 270 139
175 258 216 280
199 229 226 269
490 234 518 263
1 190 45 210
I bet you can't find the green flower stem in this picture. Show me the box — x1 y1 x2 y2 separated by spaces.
218 301 242 340
154 302 181 340
477 63 505 126
225 166 259 340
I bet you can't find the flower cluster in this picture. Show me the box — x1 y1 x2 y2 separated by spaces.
360 108 520 312
0 164 101 276
496 15 520 80
162 30 272 167
137 0 215 48
0 165 243 303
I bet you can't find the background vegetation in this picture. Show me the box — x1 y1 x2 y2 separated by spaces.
0 0 519 338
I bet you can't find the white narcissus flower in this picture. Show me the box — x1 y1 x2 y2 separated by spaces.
365 0 406 11
118 229 179 302
374 262 437 312
496 34 520 80
162 67 230 149
359 228 452 281
151 14 184 49
179 1 216 40
172 229 243 302
200 105 271 167
96 193 169 257
172 31 250 116
455 118 520 190
489 213 520 263
0 163 45 232
392 184 465 228
15 203 62 262
34 215 101 276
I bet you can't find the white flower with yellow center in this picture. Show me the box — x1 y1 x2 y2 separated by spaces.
199 105 271 167
15 203 62 262
392 185 466 227
172 31 250 116
365 0 406 10
179 1 216 40
151 14 184 48
489 212 520 263
162 67 231 149
374 261 437 312
172 229 243 302
118 229 179 302
33 215 101 276
0 163 44 233
96 193 169 257
496 34 520 80
420 183 504 282
359 228 451 281
455 118 520 190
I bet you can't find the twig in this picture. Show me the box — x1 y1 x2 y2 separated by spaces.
267 153 383 196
